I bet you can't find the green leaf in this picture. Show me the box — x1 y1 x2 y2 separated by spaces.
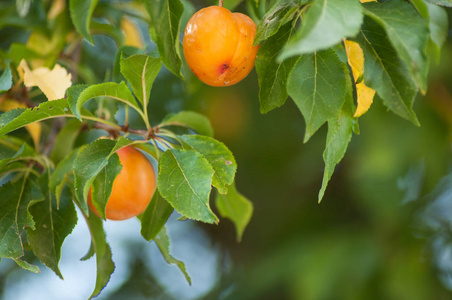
318 79 354 202
180 0 196 33
279 0 362 60
179 135 237 195
67 82 140 121
145 0 184 79
120 54 162 108
0 108 26 128
90 22 124 46
69 0 99 43
54 173 69 208
66 84 89 113
13 258 40 273
364 0 429 93
246 0 263 24
157 149 218 224
90 154 122 220
50 119 83 165
0 142 25 168
425 0 452 7
161 111 214 137
0 136 35 159
319 115 353 202
255 22 299 114
0 137 36 175
50 148 81 205
0 99 72 136
410 0 429 26
7 43 40 66
354 16 419 125
425 1 448 63
155 227 191 285
27 173 78 279
287 49 348 142
16 0 32 18
0 162 29 179
0 4 45 29
0 177 43 259
223 0 244 11
215 183 253 242
254 0 299 46
83 209 115 299
113 46 144 83
81 242 95 261
72 137 133 214
140 190 173 241
0 65 12 93
134 143 158 160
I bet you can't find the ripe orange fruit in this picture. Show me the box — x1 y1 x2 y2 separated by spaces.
88 146 156 220
183 6 259 86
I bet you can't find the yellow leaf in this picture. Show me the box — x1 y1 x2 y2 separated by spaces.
121 17 143 48
18 59 72 101
25 123 42 150
344 39 376 118
48 0 66 20
0 99 24 111
344 39 364 80
354 82 376 117
27 32 54 56
26 33 53 68
0 99 42 149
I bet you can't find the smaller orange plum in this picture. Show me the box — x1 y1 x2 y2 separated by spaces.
183 6 259 87
88 146 156 221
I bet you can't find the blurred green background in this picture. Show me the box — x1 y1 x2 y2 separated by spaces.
1 0 452 299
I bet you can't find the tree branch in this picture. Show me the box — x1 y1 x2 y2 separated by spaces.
92 122 159 140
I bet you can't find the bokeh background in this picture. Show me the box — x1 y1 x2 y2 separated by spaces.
1 0 452 299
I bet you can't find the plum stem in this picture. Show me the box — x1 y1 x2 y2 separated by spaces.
219 0 223 7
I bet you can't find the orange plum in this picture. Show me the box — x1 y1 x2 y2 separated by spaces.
183 6 259 86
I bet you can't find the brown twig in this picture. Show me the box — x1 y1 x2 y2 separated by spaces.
219 0 223 7
28 159 45 174
92 121 159 141
93 122 121 139
60 39 82 83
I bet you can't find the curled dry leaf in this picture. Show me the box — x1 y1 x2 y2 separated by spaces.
18 59 72 101
344 39 375 117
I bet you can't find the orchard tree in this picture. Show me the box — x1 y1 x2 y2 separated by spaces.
0 0 449 298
